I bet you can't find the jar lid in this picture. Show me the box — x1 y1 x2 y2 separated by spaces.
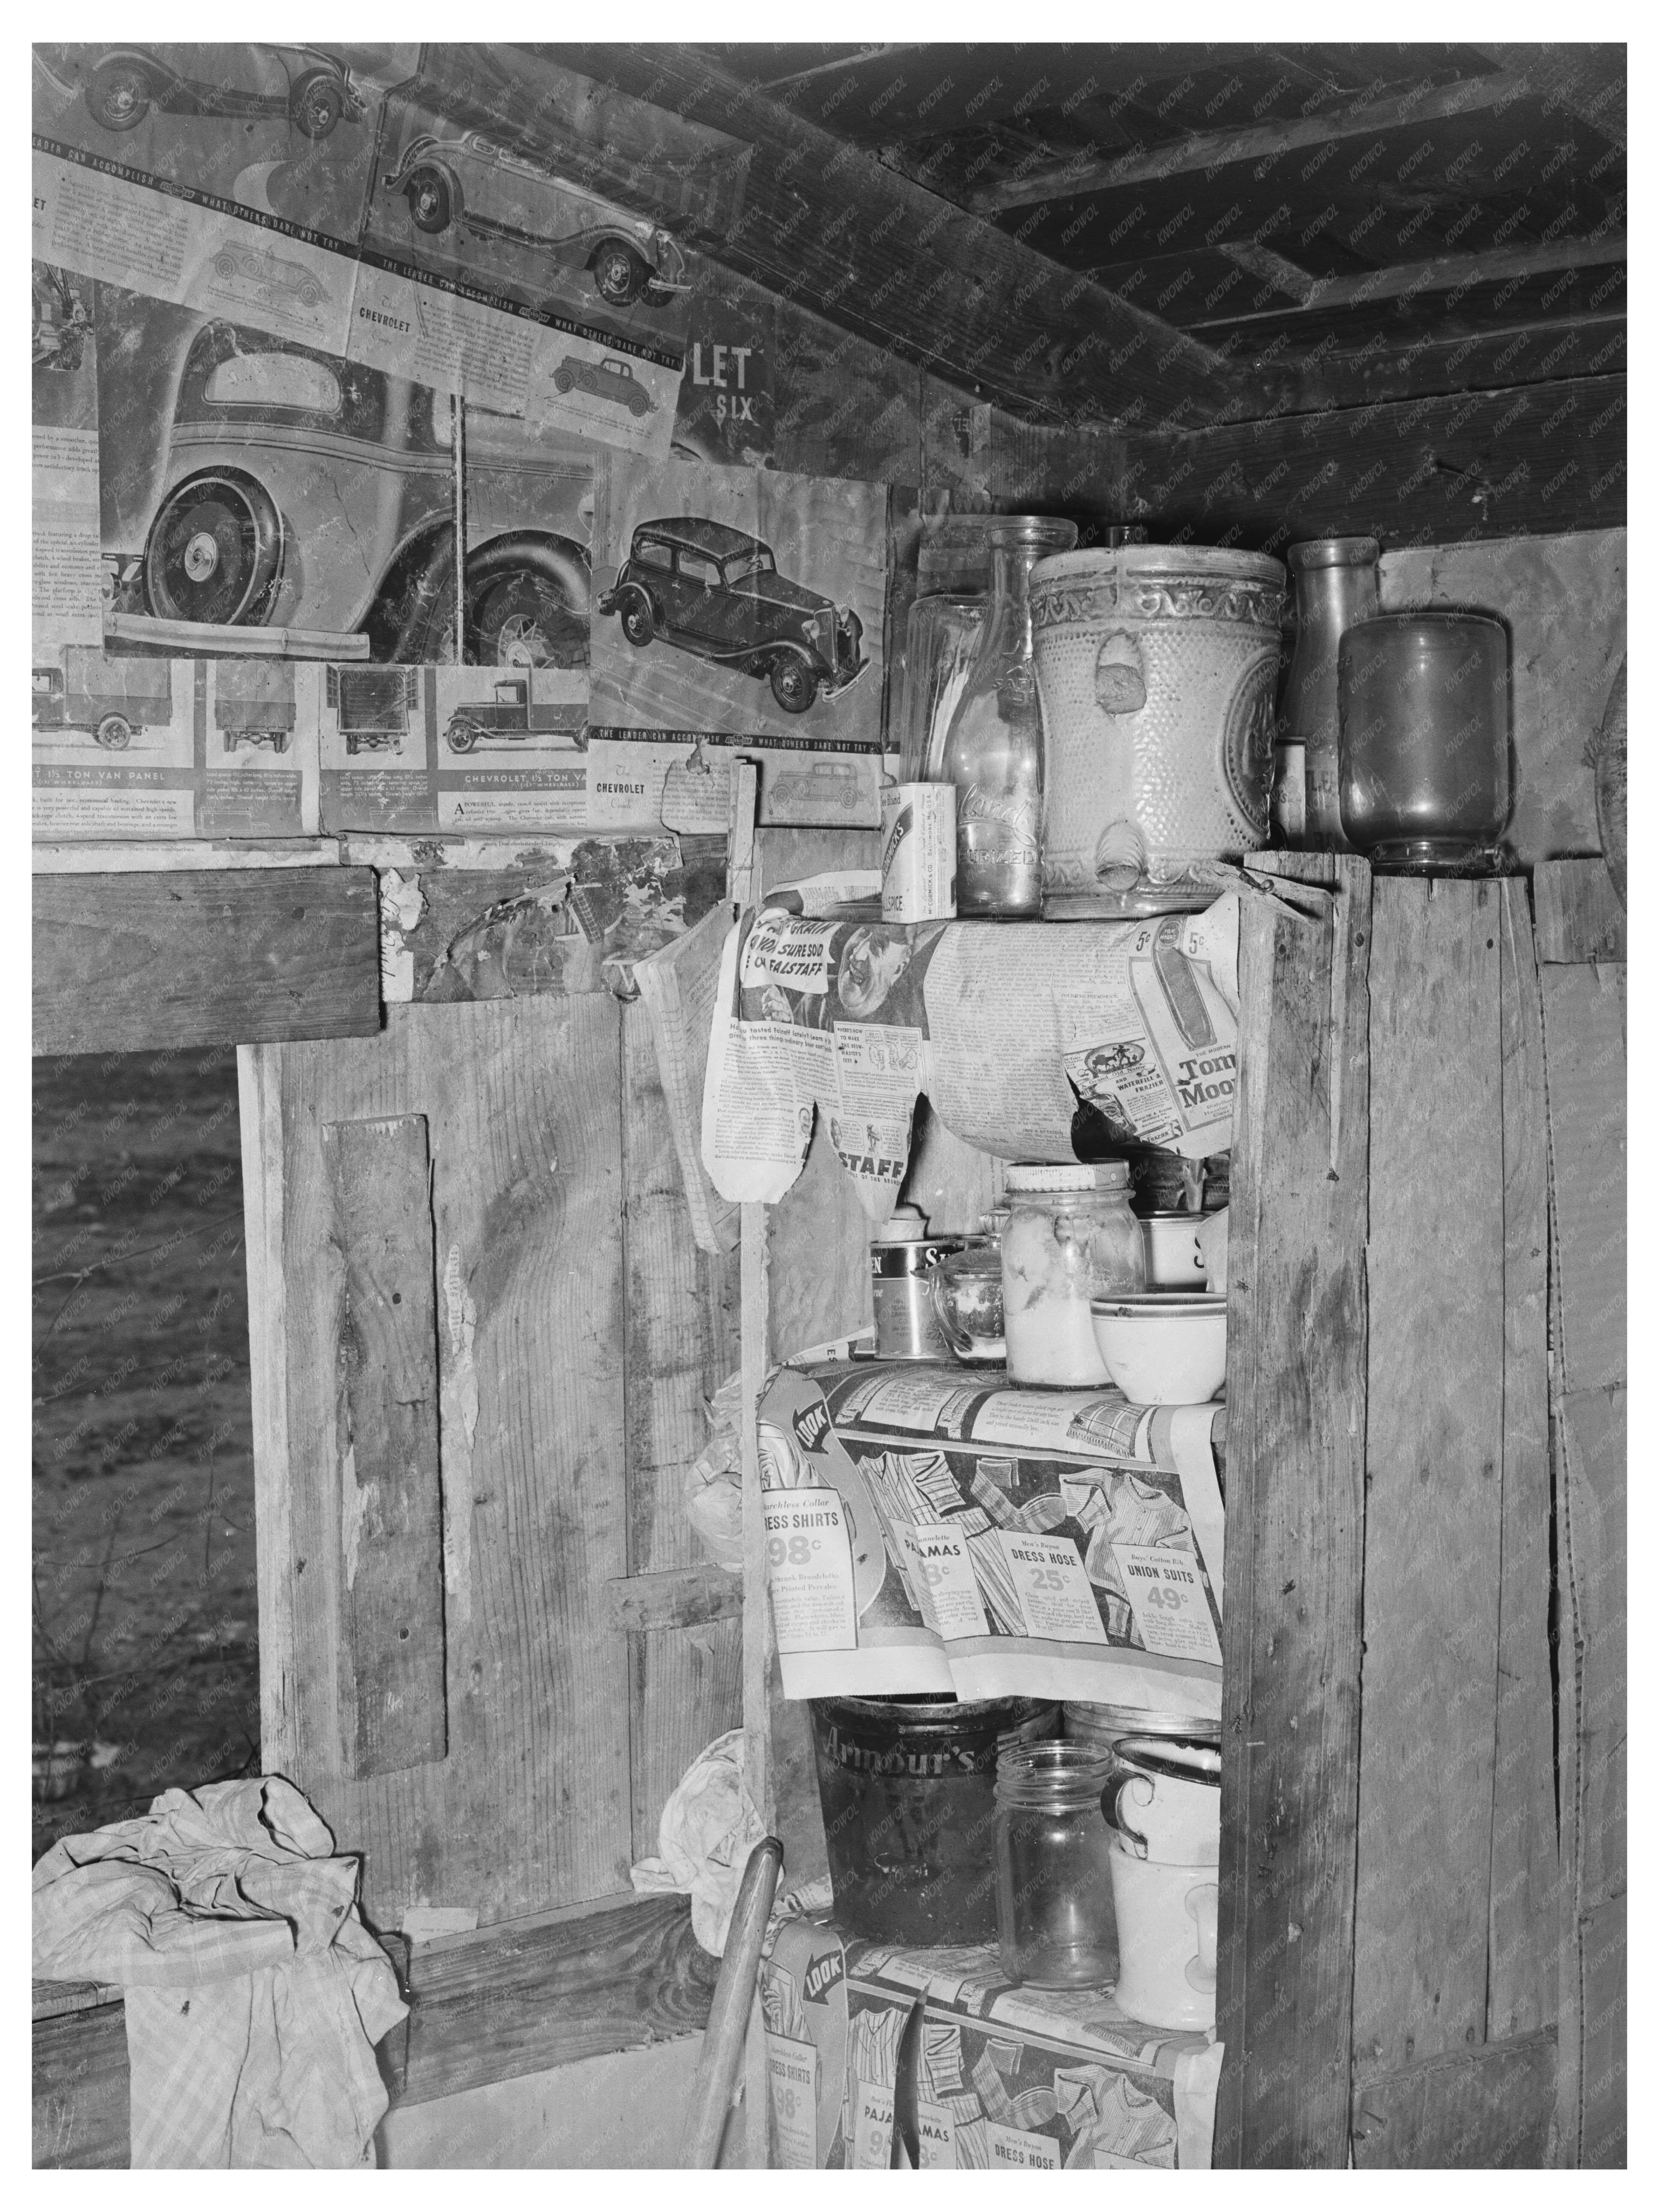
1005 1161 1131 1192
1288 536 1381 570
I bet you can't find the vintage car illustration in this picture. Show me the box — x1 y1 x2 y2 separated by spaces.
210 244 327 309
550 355 655 417
597 518 866 716
327 665 421 755
215 660 295 753
110 319 591 666
32 650 172 749
37 43 363 138
382 132 688 307
764 757 867 812
444 675 586 753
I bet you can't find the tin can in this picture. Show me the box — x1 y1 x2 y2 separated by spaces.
881 781 956 923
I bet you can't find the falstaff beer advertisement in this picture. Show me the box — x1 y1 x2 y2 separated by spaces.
31 42 894 844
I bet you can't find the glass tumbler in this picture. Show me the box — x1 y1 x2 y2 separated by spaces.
994 1740 1119 1989
895 593 987 783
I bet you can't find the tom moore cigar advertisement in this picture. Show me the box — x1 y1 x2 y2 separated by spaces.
702 890 1242 1218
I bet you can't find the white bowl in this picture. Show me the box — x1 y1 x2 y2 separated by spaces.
1089 1294 1227 1405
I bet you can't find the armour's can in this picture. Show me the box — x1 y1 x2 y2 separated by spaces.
880 781 956 923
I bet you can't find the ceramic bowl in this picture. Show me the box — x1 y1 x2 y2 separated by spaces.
1088 1293 1227 1405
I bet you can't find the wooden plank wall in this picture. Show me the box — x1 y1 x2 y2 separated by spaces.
1536 859 1627 2169
1214 853 1372 2168
242 998 636 1928
34 868 380 1055
1350 876 1558 2168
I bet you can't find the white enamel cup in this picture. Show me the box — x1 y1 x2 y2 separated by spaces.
1100 1735 1221 1866
1108 1840 1219 2030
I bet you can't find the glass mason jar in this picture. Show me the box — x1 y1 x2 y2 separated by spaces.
994 1740 1119 1989
896 593 987 782
1001 1162 1145 1387
1337 612 1511 871
1278 537 1380 850
939 515 1078 916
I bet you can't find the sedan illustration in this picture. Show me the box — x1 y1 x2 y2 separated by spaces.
382 132 688 306
550 355 655 417
598 517 866 716
38 44 363 139
211 244 327 308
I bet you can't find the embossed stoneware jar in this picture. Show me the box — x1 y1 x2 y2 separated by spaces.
1030 547 1287 915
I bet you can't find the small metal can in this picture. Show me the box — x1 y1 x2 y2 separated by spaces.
871 1207 963 1359
881 781 957 923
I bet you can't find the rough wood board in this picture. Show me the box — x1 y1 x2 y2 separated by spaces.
33 838 340 872
620 1000 741 1857
1559 1386 1627 1916
1213 852 1371 2169
32 2002 127 2169
1355 878 1505 2081
248 998 633 1926
740 1200 774 1835
321 1115 448 1780
1351 2030 1557 2169
1533 857 1626 964
606 1564 740 1634
899 1095 1001 1238
1576 1891 1626 2168
1541 963 1627 1393
1131 377 1626 554
33 868 380 1055
1488 880 1559 2042
397 1894 719 2107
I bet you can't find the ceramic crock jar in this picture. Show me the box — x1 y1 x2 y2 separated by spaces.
1030 546 1287 915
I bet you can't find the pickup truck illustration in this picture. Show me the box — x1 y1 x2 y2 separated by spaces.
327 665 421 756
32 650 172 749
598 518 866 716
445 676 587 754
215 661 296 753
382 131 688 307
112 318 590 666
549 355 655 417
210 244 327 310
37 43 363 139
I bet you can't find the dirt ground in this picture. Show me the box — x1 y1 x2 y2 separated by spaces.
32 1046 259 1862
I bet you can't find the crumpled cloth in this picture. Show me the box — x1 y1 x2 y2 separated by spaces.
628 1728 764 1956
33 1776 407 2168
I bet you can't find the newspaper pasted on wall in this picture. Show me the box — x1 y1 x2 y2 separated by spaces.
701 885 1242 1218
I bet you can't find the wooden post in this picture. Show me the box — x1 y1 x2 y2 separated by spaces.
1214 852 1372 2168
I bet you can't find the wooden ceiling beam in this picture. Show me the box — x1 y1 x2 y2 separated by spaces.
1473 43 1625 153
516 42 1256 429
1195 231 1626 332
968 69 1530 213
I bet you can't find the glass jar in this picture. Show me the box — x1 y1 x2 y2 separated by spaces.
1279 537 1380 850
1001 1163 1145 1387
1337 612 1511 871
939 515 1078 917
994 1740 1119 1988
929 1241 1005 1364
896 593 987 782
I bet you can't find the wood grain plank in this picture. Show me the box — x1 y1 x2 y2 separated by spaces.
397 1894 719 2106
1577 1891 1626 2168
1351 2030 1557 2169
1488 880 1559 2042
267 999 633 1927
1559 1386 1627 1917
620 995 742 1858
34 869 380 1055
1533 860 1626 966
32 2002 128 2169
1355 878 1505 2082
607 1564 740 1634
1130 375 1626 549
321 1116 448 1779
1213 852 1371 2169
1541 964 1627 1393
